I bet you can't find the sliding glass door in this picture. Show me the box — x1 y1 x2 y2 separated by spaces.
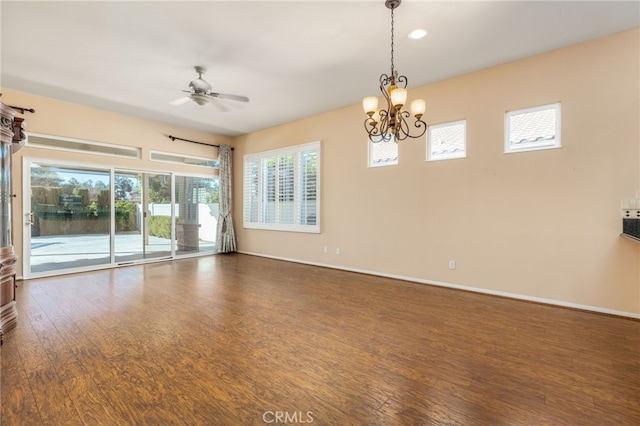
28 162 111 273
25 159 219 277
175 176 218 255
114 171 172 264
143 172 172 259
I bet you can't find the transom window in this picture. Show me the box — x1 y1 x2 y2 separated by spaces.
505 103 561 153
243 142 320 233
27 133 140 159
150 151 218 169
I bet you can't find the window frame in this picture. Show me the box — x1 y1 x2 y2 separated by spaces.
427 119 467 161
505 103 561 154
243 141 320 233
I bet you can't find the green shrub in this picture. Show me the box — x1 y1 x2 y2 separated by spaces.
87 201 99 217
148 215 172 239
115 201 138 232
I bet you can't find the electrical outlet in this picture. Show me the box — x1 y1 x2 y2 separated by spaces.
336 248 341 255
449 260 456 270
323 246 328 254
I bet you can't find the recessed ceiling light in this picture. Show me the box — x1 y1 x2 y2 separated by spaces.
409 29 427 40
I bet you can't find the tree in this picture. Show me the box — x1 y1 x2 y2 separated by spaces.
114 176 134 200
148 175 171 203
31 165 63 187
60 178 80 195
87 179 108 201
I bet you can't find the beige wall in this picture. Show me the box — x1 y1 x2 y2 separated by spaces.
3 29 638 316
2 89 231 277
233 29 640 316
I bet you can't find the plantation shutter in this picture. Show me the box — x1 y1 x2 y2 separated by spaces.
297 148 318 225
262 157 276 223
242 142 320 233
243 158 259 223
278 154 295 224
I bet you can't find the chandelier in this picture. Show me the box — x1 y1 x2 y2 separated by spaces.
363 0 427 143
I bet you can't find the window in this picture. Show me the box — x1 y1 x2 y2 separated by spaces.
505 103 561 153
150 151 218 169
369 135 398 167
243 142 320 233
427 120 466 161
27 133 140 158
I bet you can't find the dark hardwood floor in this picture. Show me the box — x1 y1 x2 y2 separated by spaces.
1 254 638 425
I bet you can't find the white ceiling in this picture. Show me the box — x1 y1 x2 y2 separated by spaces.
1 1 638 137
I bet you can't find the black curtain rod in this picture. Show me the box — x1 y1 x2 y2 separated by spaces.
7 105 35 114
167 135 233 150
0 94 35 113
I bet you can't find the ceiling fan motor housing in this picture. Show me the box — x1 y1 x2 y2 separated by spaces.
189 78 212 95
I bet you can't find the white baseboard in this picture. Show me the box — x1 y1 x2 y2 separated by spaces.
237 250 640 320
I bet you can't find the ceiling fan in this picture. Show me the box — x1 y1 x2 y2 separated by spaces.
169 66 249 111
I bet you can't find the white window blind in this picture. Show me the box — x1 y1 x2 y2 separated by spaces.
243 142 320 233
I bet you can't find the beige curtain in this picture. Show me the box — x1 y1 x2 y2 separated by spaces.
216 144 237 253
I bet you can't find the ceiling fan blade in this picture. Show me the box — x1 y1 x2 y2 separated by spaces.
209 98 231 112
210 92 249 103
169 96 191 106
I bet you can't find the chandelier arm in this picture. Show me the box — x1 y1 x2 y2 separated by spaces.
364 118 382 138
395 74 408 89
364 117 376 131
365 126 395 144
397 110 411 140
379 74 392 103
379 73 391 85
378 109 390 136
365 109 396 143
412 117 428 138
397 113 428 141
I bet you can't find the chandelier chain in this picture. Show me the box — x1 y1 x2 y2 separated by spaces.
390 7 395 77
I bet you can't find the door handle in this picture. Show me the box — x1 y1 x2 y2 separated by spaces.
25 212 34 226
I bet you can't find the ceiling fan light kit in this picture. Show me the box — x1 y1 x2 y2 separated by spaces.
363 0 427 143
190 94 211 107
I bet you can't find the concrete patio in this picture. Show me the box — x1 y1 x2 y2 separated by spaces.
29 233 215 274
